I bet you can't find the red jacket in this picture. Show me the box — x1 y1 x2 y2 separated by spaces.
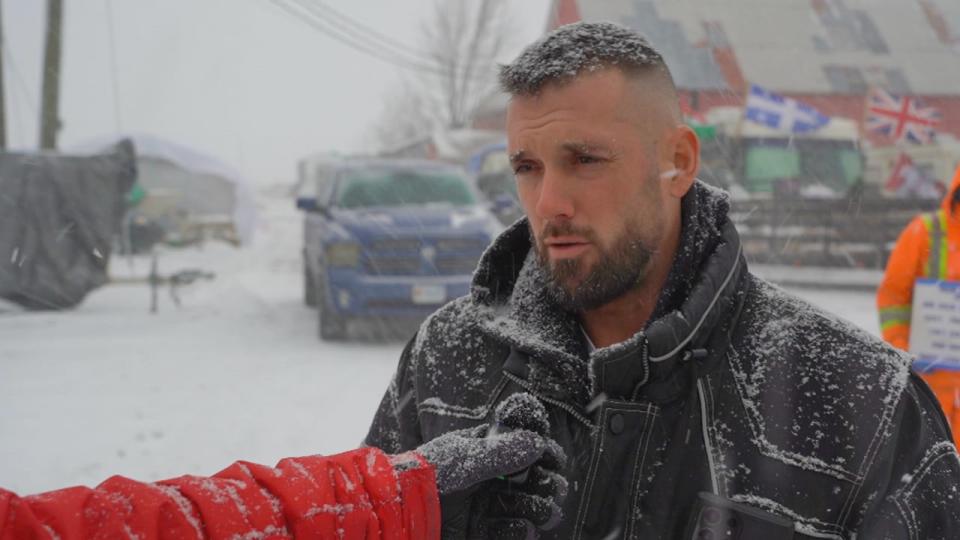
0 448 440 540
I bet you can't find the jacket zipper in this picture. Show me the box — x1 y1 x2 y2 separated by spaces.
630 337 651 401
504 371 597 430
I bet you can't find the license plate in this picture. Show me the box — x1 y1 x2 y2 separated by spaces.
412 284 446 305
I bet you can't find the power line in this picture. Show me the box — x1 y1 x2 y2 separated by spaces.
0 1 7 149
291 0 439 70
301 0 499 80
1 38 36 113
104 0 123 131
299 0 431 63
1 33 37 145
270 0 452 77
271 0 497 81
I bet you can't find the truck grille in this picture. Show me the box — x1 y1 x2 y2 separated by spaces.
366 256 421 275
434 238 487 251
363 236 485 276
370 238 422 252
364 256 478 276
434 257 477 274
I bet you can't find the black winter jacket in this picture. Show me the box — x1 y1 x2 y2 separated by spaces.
365 182 960 539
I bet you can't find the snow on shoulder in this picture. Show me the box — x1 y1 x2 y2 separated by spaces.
725 277 911 481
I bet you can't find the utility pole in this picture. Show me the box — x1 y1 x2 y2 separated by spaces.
39 0 62 150
0 0 7 150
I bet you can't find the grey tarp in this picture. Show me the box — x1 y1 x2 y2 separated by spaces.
0 140 136 310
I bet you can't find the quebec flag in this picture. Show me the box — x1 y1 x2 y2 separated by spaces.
745 84 830 133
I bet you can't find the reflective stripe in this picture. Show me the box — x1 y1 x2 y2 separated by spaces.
880 318 910 332
922 213 935 277
937 211 949 278
924 211 950 279
879 305 912 329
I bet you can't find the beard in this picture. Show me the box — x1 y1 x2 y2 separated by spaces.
533 215 659 313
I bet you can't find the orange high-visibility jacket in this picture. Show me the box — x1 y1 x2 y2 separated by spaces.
877 164 960 442
878 165 960 347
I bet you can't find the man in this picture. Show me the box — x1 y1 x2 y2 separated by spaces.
366 22 960 539
878 163 960 445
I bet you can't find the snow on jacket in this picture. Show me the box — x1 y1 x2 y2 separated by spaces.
877 164 960 445
366 181 960 539
0 448 440 540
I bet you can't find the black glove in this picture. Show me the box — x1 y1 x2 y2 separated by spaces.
414 419 551 495
483 393 568 539
409 393 566 539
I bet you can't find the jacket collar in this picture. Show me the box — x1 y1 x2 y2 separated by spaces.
471 181 745 404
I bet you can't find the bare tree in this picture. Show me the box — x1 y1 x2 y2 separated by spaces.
370 0 511 151
369 82 435 152
422 0 509 129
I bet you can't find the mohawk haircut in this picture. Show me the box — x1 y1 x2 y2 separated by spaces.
499 22 674 96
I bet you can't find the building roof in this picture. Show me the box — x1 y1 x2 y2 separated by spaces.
554 0 960 95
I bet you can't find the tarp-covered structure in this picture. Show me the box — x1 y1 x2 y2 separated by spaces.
0 140 136 310
72 134 256 245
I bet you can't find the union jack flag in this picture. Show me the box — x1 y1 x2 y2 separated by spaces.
865 88 941 144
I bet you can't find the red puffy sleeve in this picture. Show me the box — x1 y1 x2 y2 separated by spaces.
0 447 439 540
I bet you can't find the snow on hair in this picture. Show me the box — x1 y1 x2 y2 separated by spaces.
498 22 671 96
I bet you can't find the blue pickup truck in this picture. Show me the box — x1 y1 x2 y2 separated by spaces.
468 141 523 226
296 158 502 340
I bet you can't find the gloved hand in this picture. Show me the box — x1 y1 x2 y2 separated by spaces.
483 393 568 539
394 393 567 539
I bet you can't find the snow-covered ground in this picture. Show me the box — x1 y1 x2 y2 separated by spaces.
789 287 879 337
0 192 405 494
0 191 881 494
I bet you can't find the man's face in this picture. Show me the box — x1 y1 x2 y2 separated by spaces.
506 69 677 311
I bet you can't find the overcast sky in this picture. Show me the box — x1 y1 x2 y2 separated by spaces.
2 0 551 183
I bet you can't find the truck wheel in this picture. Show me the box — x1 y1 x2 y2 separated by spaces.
317 274 347 340
319 302 347 340
304 262 317 307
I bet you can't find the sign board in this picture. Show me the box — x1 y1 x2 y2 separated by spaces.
909 279 960 372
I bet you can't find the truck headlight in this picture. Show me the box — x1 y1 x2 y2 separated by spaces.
325 242 361 267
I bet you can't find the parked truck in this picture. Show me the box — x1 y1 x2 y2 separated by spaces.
696 106 864 197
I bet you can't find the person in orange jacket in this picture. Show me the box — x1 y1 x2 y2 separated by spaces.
877 162 960 444
0 393 566 540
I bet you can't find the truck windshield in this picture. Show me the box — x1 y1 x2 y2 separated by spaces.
336 169 476 209
744 139 863 193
